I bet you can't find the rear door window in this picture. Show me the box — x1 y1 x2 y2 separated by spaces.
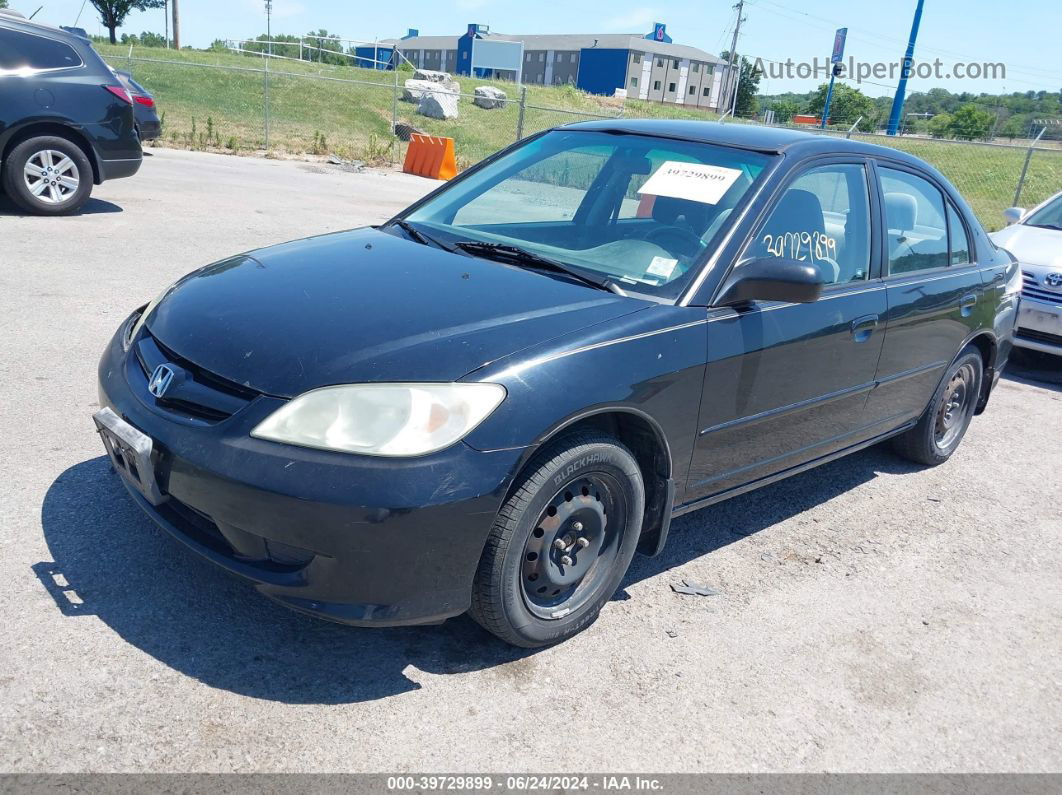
947 202 971 265
0 28 83 71
880 168 949 275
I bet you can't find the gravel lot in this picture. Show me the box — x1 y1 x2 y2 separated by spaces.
1 149 1060 773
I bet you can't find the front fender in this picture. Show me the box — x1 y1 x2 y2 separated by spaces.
462 305 709 499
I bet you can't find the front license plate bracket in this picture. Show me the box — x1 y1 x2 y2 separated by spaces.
92 407 167 506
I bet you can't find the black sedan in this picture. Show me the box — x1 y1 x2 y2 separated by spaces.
95 121 1019 647
114 69 162 141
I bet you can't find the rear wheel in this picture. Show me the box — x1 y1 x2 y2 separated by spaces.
469 432 644 647
2 135 93 215
891 348 983 466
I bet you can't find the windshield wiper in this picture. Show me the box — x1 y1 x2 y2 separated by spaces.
1026 222 1062 231
387 219 456 251
453 241 626 296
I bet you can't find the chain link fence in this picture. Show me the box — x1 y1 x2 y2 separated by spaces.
104 45 1059 231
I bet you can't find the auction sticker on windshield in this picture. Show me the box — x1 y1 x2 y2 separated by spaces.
638 161 743 205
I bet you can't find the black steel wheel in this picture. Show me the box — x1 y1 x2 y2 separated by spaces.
469 431 644 647
892 347 983 466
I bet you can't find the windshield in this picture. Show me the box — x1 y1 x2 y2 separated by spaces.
1025 194 1062 230
401 130 773 298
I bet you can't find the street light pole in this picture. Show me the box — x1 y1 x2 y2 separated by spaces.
886 0 925 136
265 0 272 57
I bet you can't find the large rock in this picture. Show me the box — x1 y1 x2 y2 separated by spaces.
473 86 507 109
417 89 459 120
414 69 458 90
401 79 438 103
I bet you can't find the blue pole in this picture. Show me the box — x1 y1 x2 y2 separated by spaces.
886 0 925 136
821 73 836 129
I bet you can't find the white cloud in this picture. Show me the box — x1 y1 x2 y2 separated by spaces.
603 7 659 32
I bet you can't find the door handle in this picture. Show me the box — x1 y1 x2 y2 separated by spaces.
850 314 879 343
960 293 977 317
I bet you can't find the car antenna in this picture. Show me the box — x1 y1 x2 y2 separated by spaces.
28 5 44 19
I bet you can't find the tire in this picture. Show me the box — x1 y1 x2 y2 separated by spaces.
2 135 93 215
469 431 645 648
891 348 983 466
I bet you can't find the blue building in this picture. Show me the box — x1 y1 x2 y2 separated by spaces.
380 23 728 110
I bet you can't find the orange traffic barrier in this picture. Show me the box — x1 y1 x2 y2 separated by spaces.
402 134 458 181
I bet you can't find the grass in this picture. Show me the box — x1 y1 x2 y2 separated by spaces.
98 44 1060 230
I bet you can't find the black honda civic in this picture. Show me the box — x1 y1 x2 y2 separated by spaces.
96 120 1019 647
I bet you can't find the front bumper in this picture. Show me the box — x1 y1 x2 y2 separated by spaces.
96 326 524 626
1015 296 1062 355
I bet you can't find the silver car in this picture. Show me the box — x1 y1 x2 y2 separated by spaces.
990 191 1062 357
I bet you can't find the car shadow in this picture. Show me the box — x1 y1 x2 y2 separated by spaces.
621 444 920 590
0 195 123 216
1003 351 1062 390
39 447 916 704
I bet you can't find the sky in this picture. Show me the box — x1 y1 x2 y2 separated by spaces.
25 0 1062 98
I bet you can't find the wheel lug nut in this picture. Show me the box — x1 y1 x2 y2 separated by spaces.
552 538 566 550
560 555 573 566
576 537 589 548
572 521 583 532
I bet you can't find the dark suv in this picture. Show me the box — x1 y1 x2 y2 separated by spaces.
0 11 141 214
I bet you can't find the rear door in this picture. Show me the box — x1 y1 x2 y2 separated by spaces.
685 158 889 500
863 163 985 425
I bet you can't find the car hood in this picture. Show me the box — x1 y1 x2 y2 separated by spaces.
146 227 649 397
990 224 1062 269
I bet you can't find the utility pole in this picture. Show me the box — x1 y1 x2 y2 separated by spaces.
171 0 180 49
724 0 746 118
164 0 168 48
886 0 925 136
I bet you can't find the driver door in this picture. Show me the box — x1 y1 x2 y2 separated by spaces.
684 159 889 500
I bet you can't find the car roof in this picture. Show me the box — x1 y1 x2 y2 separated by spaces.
0 11 89 46
564 118 928 167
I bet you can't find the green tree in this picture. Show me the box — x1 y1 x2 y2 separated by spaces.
999 115 1027 140
927 112 953 138
0 1 8 9
771 99 799 123
720 51 761 117
947 103 994 140
89 1 165 45
806 82 877 130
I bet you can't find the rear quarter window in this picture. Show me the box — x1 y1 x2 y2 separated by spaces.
0 27 83 71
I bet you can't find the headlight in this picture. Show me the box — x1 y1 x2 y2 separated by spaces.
250 382 506 457
124 282 176 350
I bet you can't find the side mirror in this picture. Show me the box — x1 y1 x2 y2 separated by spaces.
1003 207 1025 225
714 257 825 307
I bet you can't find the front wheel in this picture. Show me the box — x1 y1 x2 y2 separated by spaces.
891 348 983 466
2 135 93 215
469 432 644 647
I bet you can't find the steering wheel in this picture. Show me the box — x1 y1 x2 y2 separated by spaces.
644 226 705 259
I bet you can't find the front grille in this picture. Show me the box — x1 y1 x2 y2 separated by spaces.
1021 272 1062 304
135 331 259 422
1017 327 1062 347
